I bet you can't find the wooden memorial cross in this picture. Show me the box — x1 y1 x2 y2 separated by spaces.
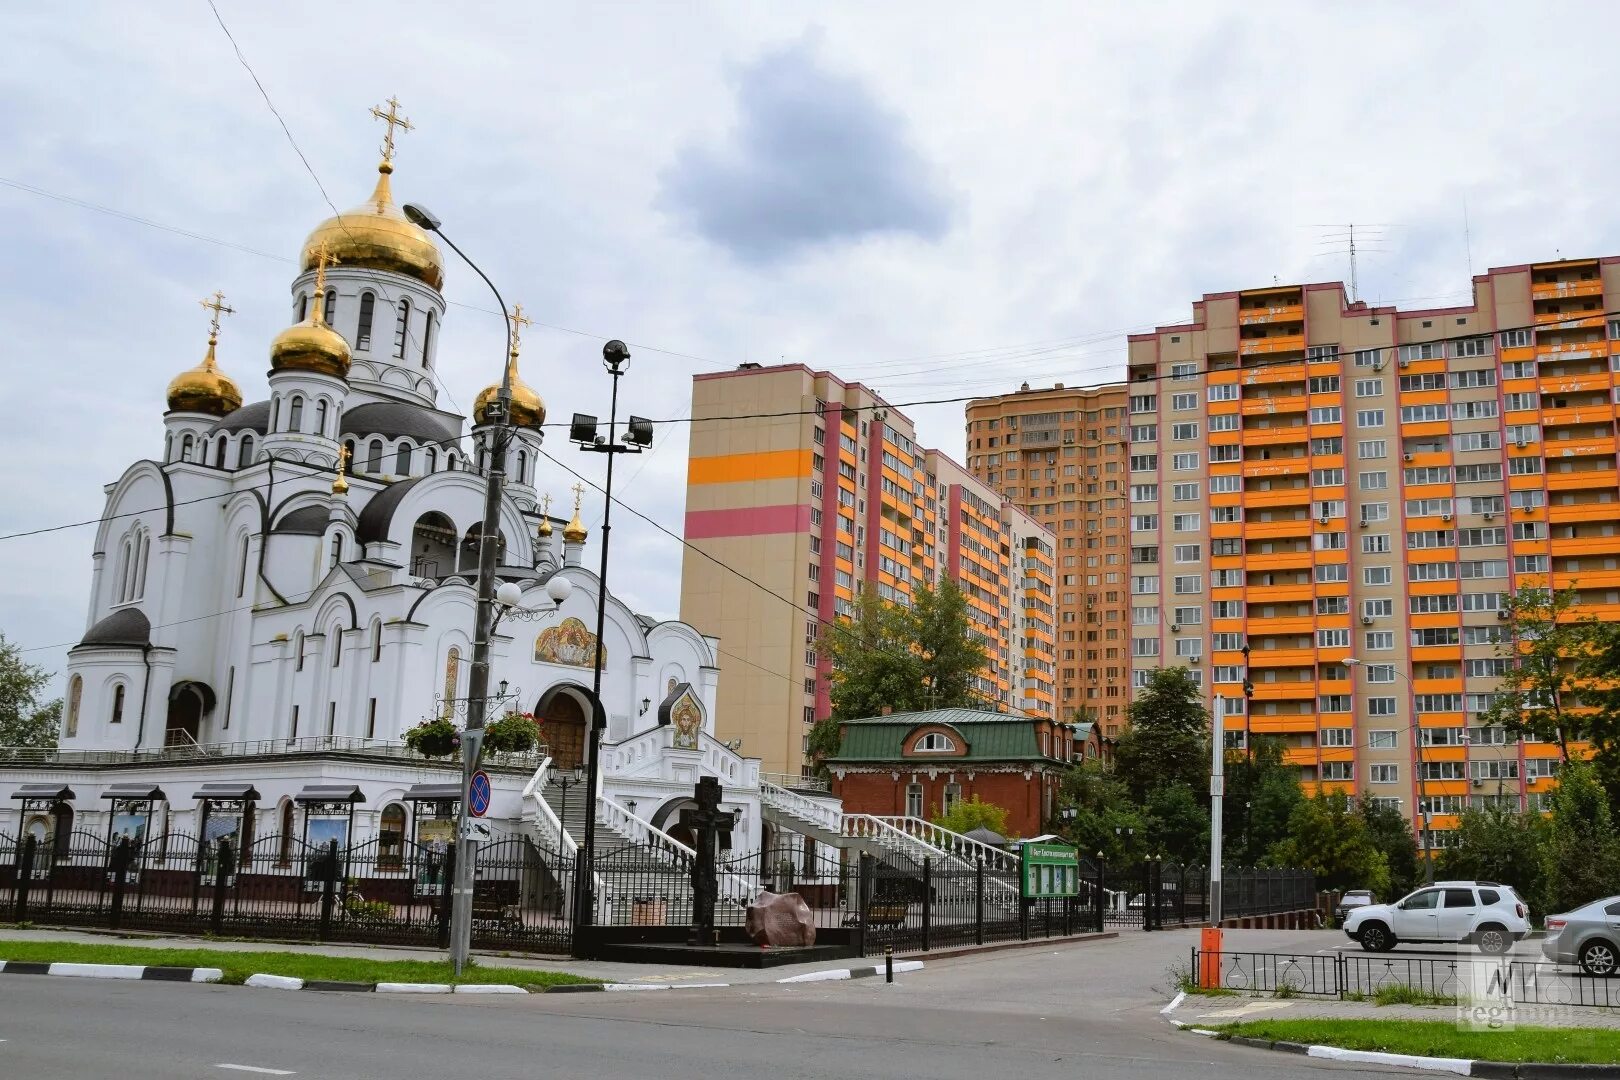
680 776 733 946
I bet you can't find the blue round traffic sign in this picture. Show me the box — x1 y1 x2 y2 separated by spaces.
468 771 492 818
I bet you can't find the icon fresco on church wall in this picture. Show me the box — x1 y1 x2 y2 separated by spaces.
671 691 703 749
533 617 607 670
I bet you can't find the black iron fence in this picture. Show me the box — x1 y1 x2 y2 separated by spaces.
1195 949 1620 1010
1 829 572 954
1101 863 1313 930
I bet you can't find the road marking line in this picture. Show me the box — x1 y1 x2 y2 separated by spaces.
215 1065 295 1076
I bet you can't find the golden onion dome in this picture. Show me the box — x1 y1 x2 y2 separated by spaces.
538 516 554 538
299 162 443 290
563 509 588 543
269 299 353 378
166 334 243 416
473 351 547 429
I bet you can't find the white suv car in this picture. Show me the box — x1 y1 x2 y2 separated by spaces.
1344 882 1529 955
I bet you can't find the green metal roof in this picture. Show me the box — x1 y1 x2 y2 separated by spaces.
828 708 1057 764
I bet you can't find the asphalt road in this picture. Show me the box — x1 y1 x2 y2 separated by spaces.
0 932 1409 1079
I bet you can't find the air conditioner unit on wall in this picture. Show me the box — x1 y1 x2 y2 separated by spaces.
1361 616 1373 626
1442 513 1452 522
1483 512 1494 521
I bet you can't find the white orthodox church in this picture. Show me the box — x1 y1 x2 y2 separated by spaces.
0 109 851 881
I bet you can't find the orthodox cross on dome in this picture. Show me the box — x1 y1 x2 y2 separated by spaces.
332 444 351 495
309 242 340 322
509 302 533 355
571 482 585 514
539 492 552 517
198 290 235 342
369 96 414 164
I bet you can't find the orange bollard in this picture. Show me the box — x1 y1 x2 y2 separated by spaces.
1199 926 1223 989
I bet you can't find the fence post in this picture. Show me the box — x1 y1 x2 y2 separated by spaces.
108 837 131 931
921 857 932 952
1019 897 1029 941
210 840 234 937
436 844 457 950
1336 950 1346 1000
14 835 35 922
857 852 874 957
1094 856 1106 933
318 839 339 942
974 856 985 946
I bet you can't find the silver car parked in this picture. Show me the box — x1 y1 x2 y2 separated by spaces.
1542 895 1620 976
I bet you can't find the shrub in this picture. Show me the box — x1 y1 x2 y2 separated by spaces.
484 711 540 754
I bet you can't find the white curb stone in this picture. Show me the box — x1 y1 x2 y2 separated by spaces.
245 974 305 990
603 983 670 992
48 963 145 980
451 984 526 994
191 968 225 983
1306 1046 1472 1075
376 982 453 994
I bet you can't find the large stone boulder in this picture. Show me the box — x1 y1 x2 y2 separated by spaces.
746 889 816 947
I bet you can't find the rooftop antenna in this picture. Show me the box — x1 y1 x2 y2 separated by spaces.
1348 223 1359 304
1462 200 1475 279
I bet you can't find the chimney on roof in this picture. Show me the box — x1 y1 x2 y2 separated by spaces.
1054 382 1064 389
880 705 893 716
1019 382 1030 392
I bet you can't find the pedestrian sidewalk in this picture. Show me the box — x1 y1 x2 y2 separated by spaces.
1168 990 1620 1031
0 926 877 987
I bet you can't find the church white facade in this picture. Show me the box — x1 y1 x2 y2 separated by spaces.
0 117 798 864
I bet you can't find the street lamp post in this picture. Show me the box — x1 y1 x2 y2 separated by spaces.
567 343 654 938
401 202 514 975
1346 658 1434 884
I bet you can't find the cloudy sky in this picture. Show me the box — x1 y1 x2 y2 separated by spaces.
6 1 1620 691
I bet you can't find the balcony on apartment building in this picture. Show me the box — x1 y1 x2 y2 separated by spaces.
1531 268 1604 301
1242 478 1313 510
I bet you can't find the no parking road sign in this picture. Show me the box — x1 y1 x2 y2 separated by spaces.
468 771 492 818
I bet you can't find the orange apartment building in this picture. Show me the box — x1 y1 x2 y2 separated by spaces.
679 363 1057 778
1127 258 1614 849
966 383 1131 736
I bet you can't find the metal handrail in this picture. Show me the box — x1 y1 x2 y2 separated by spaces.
596 795 754 905
0 736 544 771
759 779 843 834
870 815 1022 874
761 771 829 793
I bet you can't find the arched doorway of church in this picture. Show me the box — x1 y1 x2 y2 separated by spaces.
457 523 506 577
165 682 211 747
651 796 699 849
538 692 587 770
410 512 457 580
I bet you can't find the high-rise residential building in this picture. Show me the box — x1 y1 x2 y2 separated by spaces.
1126 258 1612 849
966 383 1131 735
680 363 1058 777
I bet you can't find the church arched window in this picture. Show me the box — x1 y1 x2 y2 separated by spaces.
314 400 329 438
396 443 412 476
269 397 280 432
329 533 344 569
446 451 458 471
394 299 411 359
134 533 149 599
110 683 125 724
288 396 304 433
294 631 305 672
215 435 227 467
65 675 81 738
239 434 254 467
165 432 174 462
237 534 251 598
330 623 343 667
425 446 437 473
422 310 434 368
356 292 375 351
342 438 357 471
378 804 406 869
298 293 309 322
180 434 194 462
370 619 382 663
324 289 337 325
366 439 384 473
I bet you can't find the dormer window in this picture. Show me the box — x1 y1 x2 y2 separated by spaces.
913 731 956 753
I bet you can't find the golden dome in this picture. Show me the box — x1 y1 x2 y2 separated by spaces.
563 509 588 543
473 351 547 429
269 306 353 378
299 162 443 290
538 516 553 538
166 334 243 416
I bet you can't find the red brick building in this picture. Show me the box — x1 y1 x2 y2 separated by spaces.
826 708 1078 838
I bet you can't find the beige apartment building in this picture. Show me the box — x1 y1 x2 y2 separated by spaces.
965 383 1131 736
680 363 1056 778
1126 259 1612 848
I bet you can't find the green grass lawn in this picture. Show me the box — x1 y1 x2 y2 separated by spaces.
0 939 596 990
1212 1019 1620 1065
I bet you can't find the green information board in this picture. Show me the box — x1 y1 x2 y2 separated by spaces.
1019 839 1079 899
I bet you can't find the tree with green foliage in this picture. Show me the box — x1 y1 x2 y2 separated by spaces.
1359 796 1421 900
0 634 60 750
1437 805 1548 913
1267 791 1390 895
1052 759 1146 862
1113 667 1209 804
804 717 842 778
1480 587 1598 763
1224 736 1304 866
933 796 1010 838
1143 783 1208 865
821 579 990 724
1541 759 1620 914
